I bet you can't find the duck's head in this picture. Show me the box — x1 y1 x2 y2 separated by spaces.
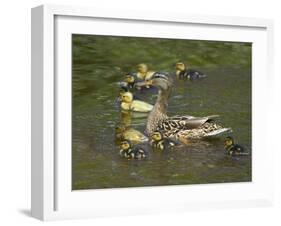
117 87 128 102
175 62 186 71
136 73 172 91
150 130 163 142
137 63 148 74
120 91 133 103
120 140 131 150
224 136 234 147
124 73 135 84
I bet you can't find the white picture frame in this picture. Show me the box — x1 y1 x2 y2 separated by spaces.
31 4 274 221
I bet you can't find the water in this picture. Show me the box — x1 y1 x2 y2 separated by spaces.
72 35 252 190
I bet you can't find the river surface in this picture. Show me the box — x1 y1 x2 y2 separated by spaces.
72 35 252 190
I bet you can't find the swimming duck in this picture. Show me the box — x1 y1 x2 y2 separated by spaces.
119 140 148 159
135 74 231 141
224 136 249 156
150 130 179 150
175 62 206 80
119 91 153 112
115 125 148 144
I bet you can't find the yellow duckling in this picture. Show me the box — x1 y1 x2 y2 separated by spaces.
115 125 148 144
119 140 148 160
137 63 155 81
150 130 179 151
119 87 141 101
123 73 136 89
224 136 249 156
175 62 206 80
120 91 153 112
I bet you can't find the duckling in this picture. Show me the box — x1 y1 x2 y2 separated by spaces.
120 91 153 112
175 62 206 80
136 63 155 80
150 130 179 151
123 72 137 89
119 87 141 101
115 125 148 144
224 136 249 156
119 140 148 159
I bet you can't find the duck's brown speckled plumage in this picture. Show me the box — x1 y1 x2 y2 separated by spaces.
145 89 169 135
161 121 224 139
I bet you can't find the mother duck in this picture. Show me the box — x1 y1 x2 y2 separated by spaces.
136 73 232 141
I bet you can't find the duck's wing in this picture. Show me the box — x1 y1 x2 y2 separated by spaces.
170 122 232 140
162 115 220 130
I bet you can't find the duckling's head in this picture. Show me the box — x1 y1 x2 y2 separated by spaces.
175 62 186 71
117 87 129 102
121 91 133 103
137 63 148 74
151 130 163 141
124 74 135 84
119 87 128 96
224 136 234 147
120 140 131 150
